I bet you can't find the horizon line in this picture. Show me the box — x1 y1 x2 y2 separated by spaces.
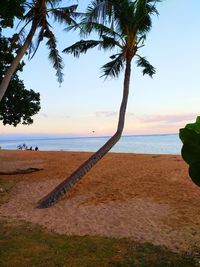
0 132 179 142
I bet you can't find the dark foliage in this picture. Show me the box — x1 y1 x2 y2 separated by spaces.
179 116 200 187
0 0 25 28
0 77 40 126
0 33 40 126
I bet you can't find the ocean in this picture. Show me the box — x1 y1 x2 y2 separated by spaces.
0 134 182 155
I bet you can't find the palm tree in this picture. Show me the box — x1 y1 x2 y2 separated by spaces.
37 0 160 208
0 0 79 101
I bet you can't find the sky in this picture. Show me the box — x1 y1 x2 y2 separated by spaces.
0 0 200 138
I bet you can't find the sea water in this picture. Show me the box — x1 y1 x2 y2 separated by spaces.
0 134 182 154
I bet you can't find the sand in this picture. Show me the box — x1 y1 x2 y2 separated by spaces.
0 150 200 253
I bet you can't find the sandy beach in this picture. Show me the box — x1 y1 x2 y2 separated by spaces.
0 150 200 253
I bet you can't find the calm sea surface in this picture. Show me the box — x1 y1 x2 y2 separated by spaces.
0 134 182 154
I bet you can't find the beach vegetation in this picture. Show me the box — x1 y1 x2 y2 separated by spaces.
0 77 40 126
0 0 25 28
0 219 197 267
37 0 159 208
0 0 79 102
179 116 200 187
0 33 40 126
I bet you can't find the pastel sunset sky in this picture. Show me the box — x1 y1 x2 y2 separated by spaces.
1 0 199 138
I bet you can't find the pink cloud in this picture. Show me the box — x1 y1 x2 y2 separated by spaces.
137 113 197 124
95 111 135 118
95 111 117 117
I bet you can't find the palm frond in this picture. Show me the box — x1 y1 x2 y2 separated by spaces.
50 5 79 25
63 40 102 57
100 35 122 49
45 27 64 84
101 53 124 78
27 37 36 59
146 0 162 6
111 0 135 33
84 0 129 37
23 2 33 9
48 0 63 6
80 20 122 40
64 23 81 33
16 17 32 34
136 34 146 45
22 7 35 22
134 0 160 34
30 27 45 59
85 0 116 25
17 28 27 47
136 55 156 77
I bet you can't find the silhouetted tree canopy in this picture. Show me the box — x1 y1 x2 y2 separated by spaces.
0 77 40 126
0 0 25 28
0 33 40 126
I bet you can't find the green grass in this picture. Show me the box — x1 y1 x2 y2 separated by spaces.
0 219 197 267
0 178 197 266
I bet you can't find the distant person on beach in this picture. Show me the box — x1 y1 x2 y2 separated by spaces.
35 146 39 151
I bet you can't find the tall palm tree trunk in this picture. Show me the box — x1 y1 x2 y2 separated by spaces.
37 59 131 209
0 20 38 102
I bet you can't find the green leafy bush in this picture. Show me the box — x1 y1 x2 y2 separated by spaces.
179 116 200 186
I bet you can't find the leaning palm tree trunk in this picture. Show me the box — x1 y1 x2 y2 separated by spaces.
37 59 131 208
0 20 38 102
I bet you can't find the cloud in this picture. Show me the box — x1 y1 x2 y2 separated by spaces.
137 113 197 124
95 111 117 117
95 111 135 118
39 113 70 119
39 113 48 118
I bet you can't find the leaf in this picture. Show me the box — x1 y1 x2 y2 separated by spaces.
179 128 200 145
184 116 200 133
63 40 101 57
85 0 114 25
136 55 156 77
100 35 119 49
50 5 79 25
179 116 200 187
45 27 64 84
181 144 200 165
189 162 200 187
180 128 200 165
101 53 124 78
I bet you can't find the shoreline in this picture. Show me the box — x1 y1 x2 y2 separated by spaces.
0 148 181 155
0 150 199 252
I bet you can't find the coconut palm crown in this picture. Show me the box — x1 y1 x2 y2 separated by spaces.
63 0 159 79
0 0 79 101
20 0 79 83
37 0 160 209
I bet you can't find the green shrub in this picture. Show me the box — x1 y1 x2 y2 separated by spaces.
179 116 200 186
